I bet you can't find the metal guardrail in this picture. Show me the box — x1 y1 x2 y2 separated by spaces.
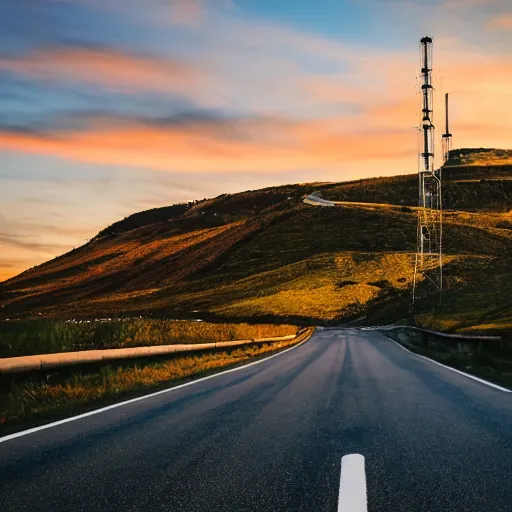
378 325 508 358
378 325 501 341
0 334 300 374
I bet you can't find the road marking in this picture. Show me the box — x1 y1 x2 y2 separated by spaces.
0 333 313 444
338 454 367 512
388 338 511 393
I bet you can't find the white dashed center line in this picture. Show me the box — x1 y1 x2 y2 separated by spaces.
338 453 367 512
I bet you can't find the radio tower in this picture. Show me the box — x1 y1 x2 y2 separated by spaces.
442 93 453 163
412 37 443 306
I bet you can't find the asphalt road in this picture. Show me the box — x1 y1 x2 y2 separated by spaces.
1 328 512 511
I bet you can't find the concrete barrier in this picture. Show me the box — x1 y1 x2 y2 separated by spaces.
0 334 302 374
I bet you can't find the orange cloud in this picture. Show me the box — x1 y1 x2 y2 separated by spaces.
1 45 511 176
0 26 509 174
0 261 22 283
0 43 509 176
0 238 74 283
0 117 415 174
0 47 201 93
486 13 512 29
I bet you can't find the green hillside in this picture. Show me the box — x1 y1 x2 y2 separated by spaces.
1 150 511 336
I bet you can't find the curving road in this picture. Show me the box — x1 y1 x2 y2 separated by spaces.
302 193 417 210
1 328 512 511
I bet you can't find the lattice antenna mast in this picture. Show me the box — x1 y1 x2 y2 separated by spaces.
413 37 443 306
442 93 453 163
420 38 434 176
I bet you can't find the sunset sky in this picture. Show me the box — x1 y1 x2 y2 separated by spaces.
0 0 511 281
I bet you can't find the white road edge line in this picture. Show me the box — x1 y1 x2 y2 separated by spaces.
0 332 313 444
338 453 367 512
388 337 512 393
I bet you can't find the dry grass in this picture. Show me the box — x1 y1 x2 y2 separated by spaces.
334 253 417 288
413 255 512 336
210 252 422 321
444 211 512 230
457 323 512 334
213 284 379 320
446 148 512 167
0 319 297 358
7 225 236 299
323 166 512 212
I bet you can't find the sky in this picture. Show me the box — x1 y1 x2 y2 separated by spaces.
0 0 511 281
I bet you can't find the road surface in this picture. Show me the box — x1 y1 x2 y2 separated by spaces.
1 328 512 511
303 193 416 210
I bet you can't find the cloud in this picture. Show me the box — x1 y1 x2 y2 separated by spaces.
0 233 70 253
0 46 201 94
0 113 417 176
440 0 504 5
0 210 96 281
0 35 510 175
2 0 512 284
0 260 21 269
0 260 29 283
0 34 509 175
486 13 512 29
169 0 205 26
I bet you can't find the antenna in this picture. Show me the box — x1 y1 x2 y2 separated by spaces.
442 93 453 163
412 37 443 308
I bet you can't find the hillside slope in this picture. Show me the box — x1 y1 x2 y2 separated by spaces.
1 151 511 334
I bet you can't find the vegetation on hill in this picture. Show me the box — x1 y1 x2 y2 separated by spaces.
0 148 510 338
94 203 193 239
445 148 512 167
322 166 512 212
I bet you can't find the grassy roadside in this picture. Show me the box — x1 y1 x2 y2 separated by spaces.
0 328 314 437
0 319 298 358
385 333 512 389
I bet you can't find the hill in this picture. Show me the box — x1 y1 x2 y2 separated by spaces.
1 150 511 335
445 148 512 168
